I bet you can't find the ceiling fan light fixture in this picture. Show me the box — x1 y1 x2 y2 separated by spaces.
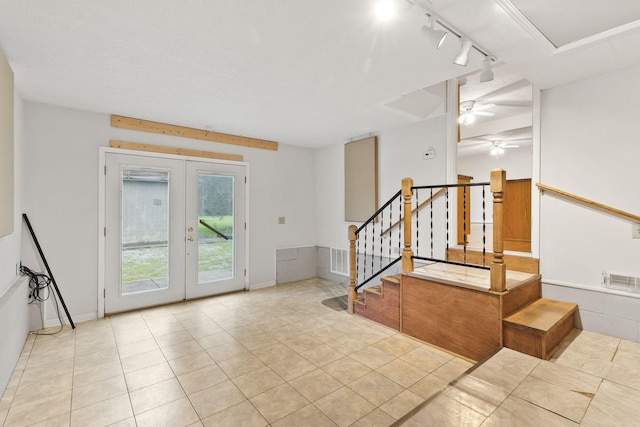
490 146 504 156
479 56 494 82
458 112 475 126
453 38 473 66
420 17 448 49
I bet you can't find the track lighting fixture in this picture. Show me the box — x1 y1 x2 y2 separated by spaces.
375 0 396 22
374 5 497 77
420 16 447 49
453 38 473 66
479 56 494 82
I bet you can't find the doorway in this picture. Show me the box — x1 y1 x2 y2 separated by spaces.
454 63 535 255
104 152 246 313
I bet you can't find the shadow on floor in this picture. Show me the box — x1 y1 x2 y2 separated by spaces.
321 295 347 311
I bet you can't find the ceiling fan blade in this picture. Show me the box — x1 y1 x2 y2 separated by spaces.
501 144 520 148
494 138 531 143
492 101 532 108
473 103 495 111
474 111 495 116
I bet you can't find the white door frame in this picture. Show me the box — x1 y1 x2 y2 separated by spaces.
98 146 250 318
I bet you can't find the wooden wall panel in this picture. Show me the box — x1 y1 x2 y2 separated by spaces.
401 275 501 361
345 137 378 222
504 179 531 252
0 48 14 238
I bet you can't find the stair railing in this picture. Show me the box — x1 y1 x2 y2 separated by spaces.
348 169 508 313
347 189 404 312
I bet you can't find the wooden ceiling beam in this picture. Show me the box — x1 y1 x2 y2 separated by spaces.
109 140 243 162
111 115 278 151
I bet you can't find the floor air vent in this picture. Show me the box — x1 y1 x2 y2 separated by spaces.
330 248 349 277
602 272 640 293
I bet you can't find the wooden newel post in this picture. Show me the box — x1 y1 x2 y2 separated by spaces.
490 169 507 293
348 225 358 314
402 178 414 274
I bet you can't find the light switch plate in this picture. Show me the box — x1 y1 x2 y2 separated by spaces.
633 223 640 239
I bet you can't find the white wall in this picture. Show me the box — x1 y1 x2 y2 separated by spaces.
540 63 640 341
0 90 27 395
458 145 532 183
22 101 316 325
315 115 448 251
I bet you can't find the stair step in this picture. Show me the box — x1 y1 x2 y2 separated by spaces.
382 275 400 285
504 298 577 333
503 298 577 360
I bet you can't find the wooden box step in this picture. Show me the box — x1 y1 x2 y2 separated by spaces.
503 298 577 360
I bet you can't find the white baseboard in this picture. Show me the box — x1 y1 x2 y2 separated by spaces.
43 311 97 328
250 281 275 291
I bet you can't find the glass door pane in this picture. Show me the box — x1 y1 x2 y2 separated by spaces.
185 161 245 299
121 169 170 294
105 153 185 313
197 174 234 284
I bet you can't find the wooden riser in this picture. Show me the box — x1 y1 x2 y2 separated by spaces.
401 275 502 361
503 298 577 359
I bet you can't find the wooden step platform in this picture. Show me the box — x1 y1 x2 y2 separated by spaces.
503 298 577 359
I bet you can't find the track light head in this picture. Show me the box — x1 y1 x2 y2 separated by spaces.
453 38 473 66
375 0 397 22
420 17 447 49
479 56 494 82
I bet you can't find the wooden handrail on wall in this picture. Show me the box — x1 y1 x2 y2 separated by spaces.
537 183 640 223
379 188 447 236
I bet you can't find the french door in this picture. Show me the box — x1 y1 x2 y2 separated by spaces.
105 152 245 313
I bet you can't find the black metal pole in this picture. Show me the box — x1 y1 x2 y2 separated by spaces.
22 213 76 329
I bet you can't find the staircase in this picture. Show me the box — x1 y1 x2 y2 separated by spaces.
352 269 578 361
503 298 577 359
347 171 579 361
353 275 400 331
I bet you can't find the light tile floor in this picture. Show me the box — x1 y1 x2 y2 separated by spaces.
1 278 639 426
401 327 640 426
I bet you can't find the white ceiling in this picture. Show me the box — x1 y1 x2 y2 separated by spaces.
509 0 640 47
1 0 639 148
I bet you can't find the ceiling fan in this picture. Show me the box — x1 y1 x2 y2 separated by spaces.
489 140 519 156
458 100 495 126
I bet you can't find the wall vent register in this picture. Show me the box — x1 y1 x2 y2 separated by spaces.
602 271 640 294
330 248 349 277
